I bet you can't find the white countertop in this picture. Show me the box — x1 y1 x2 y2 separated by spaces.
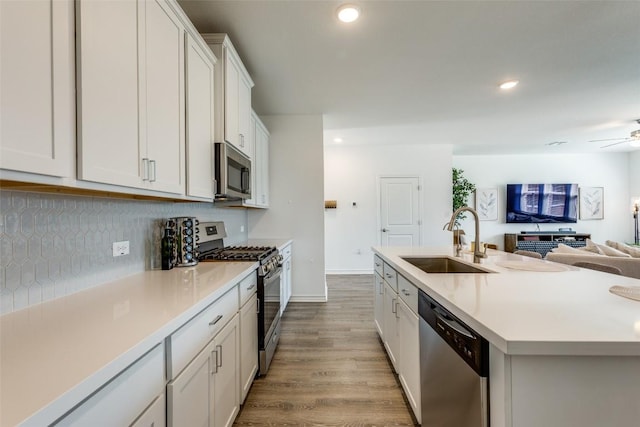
374 246 640 357
0 261 257 427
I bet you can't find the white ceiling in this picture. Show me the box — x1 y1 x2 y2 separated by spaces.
178 0 640 155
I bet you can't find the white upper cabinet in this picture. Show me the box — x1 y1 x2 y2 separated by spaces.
241 111 269 209
237 71 252 158
202 34 254 159
253 112 270 208
185 32 216 200
0 0 75 177
77 0 185 195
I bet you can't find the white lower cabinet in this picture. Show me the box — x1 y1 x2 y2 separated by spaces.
55 344 165 426
383 281 400 372
376 257 421 424
167 314 239 427
373 273 385 339
131 393 166 427
239 294 258 403
280 243 292 315
397 299 421 424
212 315 240 427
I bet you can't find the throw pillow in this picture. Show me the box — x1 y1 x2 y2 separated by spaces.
595 242 632 258
551 244 603 255
579 239 603 254
606 240 640 258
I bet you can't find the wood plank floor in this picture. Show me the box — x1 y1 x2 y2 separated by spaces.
234 274 417 426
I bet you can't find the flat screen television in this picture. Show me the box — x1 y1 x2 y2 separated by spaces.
506 184 578 223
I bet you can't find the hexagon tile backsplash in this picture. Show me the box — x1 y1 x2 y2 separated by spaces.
0 190 248 315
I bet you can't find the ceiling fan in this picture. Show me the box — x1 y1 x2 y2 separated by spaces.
589 119 640 148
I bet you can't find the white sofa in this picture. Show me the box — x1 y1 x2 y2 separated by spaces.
545 252 640 279
545 240 640 279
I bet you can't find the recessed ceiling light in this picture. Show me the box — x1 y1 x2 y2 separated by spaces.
499 80 519 90
337 4 360 23
333 137 343 143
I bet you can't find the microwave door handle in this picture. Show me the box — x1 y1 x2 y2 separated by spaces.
242 168 250 193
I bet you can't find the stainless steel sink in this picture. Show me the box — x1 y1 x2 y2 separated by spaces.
401 257 492 274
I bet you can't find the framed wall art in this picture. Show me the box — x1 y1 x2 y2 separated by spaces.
475 188 498 221
579 187 604 220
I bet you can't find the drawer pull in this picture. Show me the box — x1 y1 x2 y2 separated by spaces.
209 315 223 326
402 289 411 296
385 273 393 278
211 349 218 375
247 284 256 291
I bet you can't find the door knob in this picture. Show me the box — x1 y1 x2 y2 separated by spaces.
382 228 388 232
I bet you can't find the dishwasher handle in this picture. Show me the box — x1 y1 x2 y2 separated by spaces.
433 307 476 340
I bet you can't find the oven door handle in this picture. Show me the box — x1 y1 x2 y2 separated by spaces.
263 267 282 285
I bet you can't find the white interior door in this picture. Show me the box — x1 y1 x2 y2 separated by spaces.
379 177 421 246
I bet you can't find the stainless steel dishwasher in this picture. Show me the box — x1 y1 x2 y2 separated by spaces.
419 289 489 427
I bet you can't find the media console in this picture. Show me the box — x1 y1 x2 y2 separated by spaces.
504 232 591 257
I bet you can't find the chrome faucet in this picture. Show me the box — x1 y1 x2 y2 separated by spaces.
445 206 487 263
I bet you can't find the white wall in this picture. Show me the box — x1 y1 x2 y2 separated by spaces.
630 151 640 199
324 144 453 274
453 153 633 248
248 115 327 302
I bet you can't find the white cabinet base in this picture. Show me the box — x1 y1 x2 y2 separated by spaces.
56 344 164 426
490 345 640 427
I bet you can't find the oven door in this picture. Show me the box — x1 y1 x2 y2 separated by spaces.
259 267 282 349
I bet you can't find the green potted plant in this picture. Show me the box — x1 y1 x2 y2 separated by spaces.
452 168 476 243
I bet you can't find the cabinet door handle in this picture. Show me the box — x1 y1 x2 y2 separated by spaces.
256 298 260 314
395 301 400 318
211 349 218 375
142 158 149 181
216 344 223 368
391 297 397 314
209 314 223 326
149 160 156 182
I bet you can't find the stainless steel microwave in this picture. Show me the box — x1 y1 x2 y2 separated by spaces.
214 142 251 200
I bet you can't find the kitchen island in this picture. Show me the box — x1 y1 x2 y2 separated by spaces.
374 246 640 427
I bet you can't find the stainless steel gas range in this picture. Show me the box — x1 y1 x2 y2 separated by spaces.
198 221 282 376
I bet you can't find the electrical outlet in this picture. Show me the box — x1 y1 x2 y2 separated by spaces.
112 241 130 257
240 225 245 232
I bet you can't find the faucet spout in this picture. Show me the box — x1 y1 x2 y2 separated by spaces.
446 206 487 263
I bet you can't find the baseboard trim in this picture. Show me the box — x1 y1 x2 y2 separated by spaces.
325 270 373 275
289 295 328 303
